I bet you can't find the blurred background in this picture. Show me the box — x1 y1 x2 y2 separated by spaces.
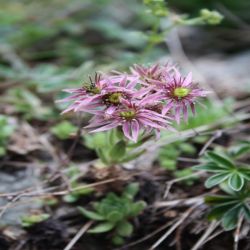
0 0 250 249
0 0 250 97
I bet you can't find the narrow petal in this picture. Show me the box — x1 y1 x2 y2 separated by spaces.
183 72 192 87
183 104 188 122
162 101 174 115
190 102 196 116
139 118 166 130
122 122 133 141
175 106 181 124
131 120 140 142
120 75 127 87
88 122 120 132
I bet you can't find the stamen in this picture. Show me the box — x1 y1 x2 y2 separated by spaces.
120 110 136 120
108 93 122 104
173 87 190 98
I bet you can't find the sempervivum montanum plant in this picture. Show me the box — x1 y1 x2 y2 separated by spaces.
59 63 208 165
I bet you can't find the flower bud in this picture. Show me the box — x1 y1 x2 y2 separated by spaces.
200 9 223 25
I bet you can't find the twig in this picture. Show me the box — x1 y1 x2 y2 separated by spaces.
163 171 205 198
115 221 174 250
175 220 185 250
234 214 244 250
0 177 121 199
203 229 224 244
149 202 202 249
191 220 219 250
0 193 25 219
155 196 204 208
198 130 223 156
65 119 83 163
177 157 201 163
63 221 93 250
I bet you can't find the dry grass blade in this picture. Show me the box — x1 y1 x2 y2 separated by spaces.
191 220 219 250
163 171 205 198
63 221 93 250
234 215 244 250
115 221 174 250
150 201 203 249
155 197 204 208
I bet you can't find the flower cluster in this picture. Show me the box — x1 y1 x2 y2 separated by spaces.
60 63 208 142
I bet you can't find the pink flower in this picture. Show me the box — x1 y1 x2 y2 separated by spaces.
59 63 209 142
85 99 172 142
158 71 209 123
59 73 139 114
130 63 175 86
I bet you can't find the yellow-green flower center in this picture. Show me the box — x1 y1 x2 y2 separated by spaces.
173 87 190 98
120 110 136 120
85 85 100 94
108 92 122 104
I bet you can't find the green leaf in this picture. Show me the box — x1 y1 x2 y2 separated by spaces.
207 202 238 220
96 148 110 165
160 159 176 170
84 132 108 149
129 201 146 217
51 121 77 140
123 183 139 199
120 149 146 163
205 195 237 205
109 140 126 162
243 204 250 221
206 152 235 169
193 163 228 172
222 205 242 231
107 211 123 223
116 221 133 237
63 194 79 203
228 173 244 191
88 222 115 233
0 147 6 157
229 143 250 158
21 213 50 228
112 235 125 245
205 173 230 188
78 207 105 221
108 129 122 145
238 169 250 181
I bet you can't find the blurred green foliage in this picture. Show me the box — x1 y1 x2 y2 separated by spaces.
159 141 196 170
79 183 146 245
51 121 77 140
63 165 94 203
83 130 146 165
168 0 250 26
178 99 233 130
0 115 15 156
4 88 54 120
21 213 50 227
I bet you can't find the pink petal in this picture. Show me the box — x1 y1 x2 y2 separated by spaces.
162 101 174 115
120 75 127 87
183 104 188 122
122 122 133 141
183 72 192 87
139 118 166 130
131 120 140 142
175 106 181 124
88 122 120 132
